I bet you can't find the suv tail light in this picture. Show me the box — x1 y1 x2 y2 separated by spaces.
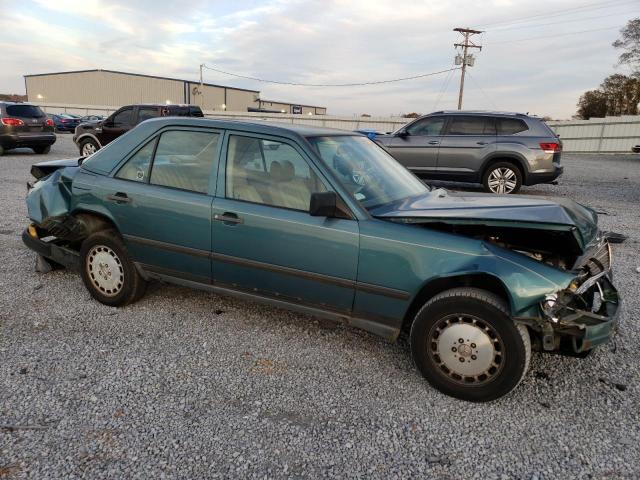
46 119 54 126
540 142 561 153
1 117 25 126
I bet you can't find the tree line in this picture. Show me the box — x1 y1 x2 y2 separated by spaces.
576 18 640 119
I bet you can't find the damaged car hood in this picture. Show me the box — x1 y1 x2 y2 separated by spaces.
370 189 599 251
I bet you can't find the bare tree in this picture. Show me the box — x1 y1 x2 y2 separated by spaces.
613 18 640 72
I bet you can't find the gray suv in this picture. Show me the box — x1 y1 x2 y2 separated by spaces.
0 102 56 156
376 111 563 194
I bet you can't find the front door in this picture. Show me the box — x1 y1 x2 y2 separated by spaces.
436 115 497 177
102 128 222 282
384 116 446 175
101 107 134 144
212 133 359 313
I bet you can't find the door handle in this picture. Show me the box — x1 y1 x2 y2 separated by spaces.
214 212 243 225
106 192 131 204
476 141 489 145
427 140 440 145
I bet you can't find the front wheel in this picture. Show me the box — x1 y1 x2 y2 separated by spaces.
410 288 531 402
79 138 100 157
482 162 522 194
79 230 146 307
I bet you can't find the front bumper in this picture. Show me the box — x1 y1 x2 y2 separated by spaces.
22 227 79 270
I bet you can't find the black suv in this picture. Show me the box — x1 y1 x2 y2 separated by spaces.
73 104 204 156
0 102 55 156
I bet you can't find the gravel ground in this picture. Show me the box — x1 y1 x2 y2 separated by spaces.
1 135 639 479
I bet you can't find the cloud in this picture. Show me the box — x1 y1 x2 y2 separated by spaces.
0 0 634 118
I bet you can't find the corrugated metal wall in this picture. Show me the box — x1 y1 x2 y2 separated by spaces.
548 115 640 153
25 71 324 116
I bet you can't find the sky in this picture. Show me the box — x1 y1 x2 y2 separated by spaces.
0 0 637 119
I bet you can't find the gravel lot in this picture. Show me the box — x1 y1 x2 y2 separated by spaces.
1 135 639 479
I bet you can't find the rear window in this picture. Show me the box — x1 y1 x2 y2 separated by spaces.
497 118 528 135
446 116 496 135
6 105 45 118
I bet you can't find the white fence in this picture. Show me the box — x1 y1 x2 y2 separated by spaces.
34 102 640 153
547 116 640 153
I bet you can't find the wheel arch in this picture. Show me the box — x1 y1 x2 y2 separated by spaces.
70 209 120 239
75 133 102 148
401 273 514 334
480 155 528 184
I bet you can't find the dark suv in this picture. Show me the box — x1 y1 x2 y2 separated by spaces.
0 102 55 155
376 111 563 194
73 104 204 156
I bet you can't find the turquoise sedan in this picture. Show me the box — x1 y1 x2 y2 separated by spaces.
23 118 619 401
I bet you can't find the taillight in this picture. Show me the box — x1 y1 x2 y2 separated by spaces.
1 117 25 126
46 119 54 126
540 142 560 153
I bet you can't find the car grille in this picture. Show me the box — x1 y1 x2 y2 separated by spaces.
576 240 611 276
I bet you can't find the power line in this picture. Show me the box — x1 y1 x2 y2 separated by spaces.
432 61 457 110
485 24 624 45
475 0 636 29
488 9 639 32
453 27 483 110
201 64 460 87
466 71 498 110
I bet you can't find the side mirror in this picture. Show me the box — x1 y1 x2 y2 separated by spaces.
309 192 337 217
397 130 409 138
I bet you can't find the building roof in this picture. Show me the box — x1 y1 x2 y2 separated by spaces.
24 69 260 94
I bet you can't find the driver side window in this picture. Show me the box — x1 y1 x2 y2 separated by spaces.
112 108 133 127
406 117 445 136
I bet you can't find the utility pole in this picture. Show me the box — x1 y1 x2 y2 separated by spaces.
199 63 204 108
453 28 482 110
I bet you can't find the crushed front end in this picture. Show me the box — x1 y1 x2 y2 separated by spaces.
517 238 620 355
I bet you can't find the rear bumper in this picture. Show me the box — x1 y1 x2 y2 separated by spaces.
0 133 56 148
22 227 79 270
525 165 563 186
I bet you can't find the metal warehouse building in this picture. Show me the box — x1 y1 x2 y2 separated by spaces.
24 69 326 115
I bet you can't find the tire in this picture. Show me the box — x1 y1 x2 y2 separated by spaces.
79 230 146 307
410 287 531 402
79 138 100 157
33 145 51 154
482 162 522 194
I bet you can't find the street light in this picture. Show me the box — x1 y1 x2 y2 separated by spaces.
165 100 172 105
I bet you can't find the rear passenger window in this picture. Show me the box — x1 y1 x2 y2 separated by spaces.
116 139 156 182
150 131 220 193
226 135 326 211
137 108 158 124
497 118 529 135
446 116 495 135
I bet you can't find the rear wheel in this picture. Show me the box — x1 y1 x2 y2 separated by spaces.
79 138 99 157
33 145 51 154
410 287 531 402
482 162 522 194
79 230 146 307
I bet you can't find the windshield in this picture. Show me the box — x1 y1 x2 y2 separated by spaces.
308 135 428 210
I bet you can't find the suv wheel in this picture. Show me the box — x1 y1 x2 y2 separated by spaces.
482 162 522 194
79 230 147 307
79 138 100 156
33 145 50 154
410 287 531 402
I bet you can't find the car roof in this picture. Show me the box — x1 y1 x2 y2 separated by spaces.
141 116 354 137
428 110 531 118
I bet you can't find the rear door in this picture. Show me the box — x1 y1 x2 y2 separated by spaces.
5 104 47 135
437 116 497 176
383 116 446 174
103 127 222 282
